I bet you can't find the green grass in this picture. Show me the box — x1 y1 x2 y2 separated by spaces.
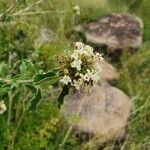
116 48 150 149
0 0 149 149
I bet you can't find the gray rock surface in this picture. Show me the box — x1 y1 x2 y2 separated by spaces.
101 60 119 81
75 13 143 50
62 83 132 144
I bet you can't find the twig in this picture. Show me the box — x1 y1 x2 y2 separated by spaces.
0 0 71 19
11 10 71 17
2 0 20 14
0 0 45 20
0 0 21 19
13 0 44 16
12 10 54 16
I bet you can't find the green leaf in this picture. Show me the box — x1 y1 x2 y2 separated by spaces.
25 84 37 93
28 88 42 111
0 87 10 97
20 60 37 79
0 84 11 97
58 85 69 108
48 76 60 85
34 69 57 84
0 62 6 78
23 60 37 73
20 61 27 77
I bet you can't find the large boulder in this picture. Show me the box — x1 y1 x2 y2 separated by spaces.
62 83 132 144
75 13 143 50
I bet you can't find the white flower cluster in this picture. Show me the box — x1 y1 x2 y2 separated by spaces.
59 42 103 92
73 5 80 15
0 101 7 115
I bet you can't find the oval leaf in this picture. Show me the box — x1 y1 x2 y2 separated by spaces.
28 88 42 111
34 70 57 84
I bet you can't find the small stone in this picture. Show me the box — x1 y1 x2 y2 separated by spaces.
39 28 55 42
62 84 132 144
101 60 119 81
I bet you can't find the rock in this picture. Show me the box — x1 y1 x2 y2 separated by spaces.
101 60 119 81
62 84 132 144
75 13 143 50
39 28 55 42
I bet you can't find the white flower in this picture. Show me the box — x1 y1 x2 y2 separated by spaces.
88 69 100 83
0 101 7 115
78 50 87 56
71 59 82 71
79 70 93 82
86 69 94 80
80 73 88 81
75 42 84 50
72 79 83 90
73 5 80 15
91 71 100 83
60 75 71 85
80 69 93 82
71 50 79 60
73 5 80 12
84 45 94 56
95 52 104 61
94 62 102 73
58 41 103 92
80 69 100 83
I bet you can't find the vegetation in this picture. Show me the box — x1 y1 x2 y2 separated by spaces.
0 0 149 149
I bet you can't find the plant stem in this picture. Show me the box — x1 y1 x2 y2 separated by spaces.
58 125 73 149
13 0 44 15
17 79 34 84
13 92 30 145
0 0 21 20
11 10 71 17
12 10 54 16
0 78 34 84
7 91 14 150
